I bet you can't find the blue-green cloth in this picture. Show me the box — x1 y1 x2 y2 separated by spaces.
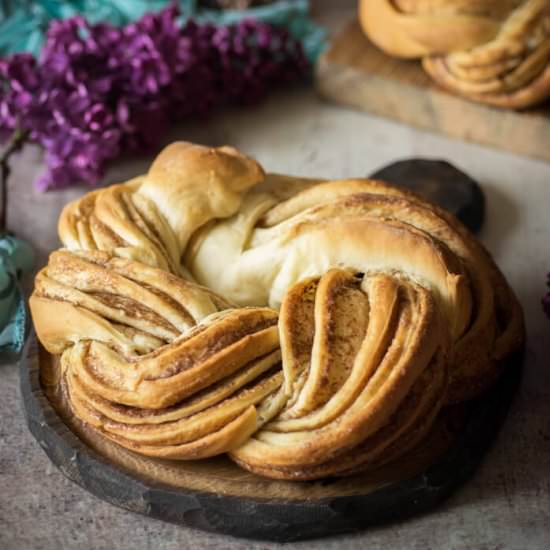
0 235 34 356
0 0 326 62
183 0 327 62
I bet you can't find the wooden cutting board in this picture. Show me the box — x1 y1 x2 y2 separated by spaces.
20 335 522 542
315 21 550 163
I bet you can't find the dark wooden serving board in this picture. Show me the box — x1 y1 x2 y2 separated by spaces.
315 21 550 163
19 335 522 542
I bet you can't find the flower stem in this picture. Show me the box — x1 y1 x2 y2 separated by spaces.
0 128 29 235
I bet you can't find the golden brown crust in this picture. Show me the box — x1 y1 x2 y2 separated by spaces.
30 141 524 478
57 142 264 277
359 0 550 109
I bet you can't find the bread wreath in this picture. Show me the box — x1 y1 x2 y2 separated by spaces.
30 142 524 480
359 0 550 109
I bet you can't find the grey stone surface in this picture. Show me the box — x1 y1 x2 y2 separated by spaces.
1 3 550 545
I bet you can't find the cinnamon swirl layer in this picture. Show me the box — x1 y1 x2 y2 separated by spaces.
230 269 450 479
30 250 286 459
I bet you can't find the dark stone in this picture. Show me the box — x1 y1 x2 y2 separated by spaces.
19 337 522 543
370 159 485 234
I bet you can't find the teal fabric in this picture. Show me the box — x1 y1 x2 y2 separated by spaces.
0 0 326 62
180 0 327 62
0 235 34 356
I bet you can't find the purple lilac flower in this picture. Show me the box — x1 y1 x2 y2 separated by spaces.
0 6 308 190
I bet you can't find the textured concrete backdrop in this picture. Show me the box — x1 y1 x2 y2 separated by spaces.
2 2 550 548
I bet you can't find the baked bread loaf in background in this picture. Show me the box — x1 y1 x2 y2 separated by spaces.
30 142 524 480
359 0 550 109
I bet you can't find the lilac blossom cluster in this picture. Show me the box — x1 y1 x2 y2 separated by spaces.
0 6 308 190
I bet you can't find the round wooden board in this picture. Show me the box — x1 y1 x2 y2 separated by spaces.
20 334 522 542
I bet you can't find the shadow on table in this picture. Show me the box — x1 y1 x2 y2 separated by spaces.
478 181 520 257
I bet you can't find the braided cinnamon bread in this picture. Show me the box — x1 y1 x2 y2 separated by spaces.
359 0 550 109
30 142 524 479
